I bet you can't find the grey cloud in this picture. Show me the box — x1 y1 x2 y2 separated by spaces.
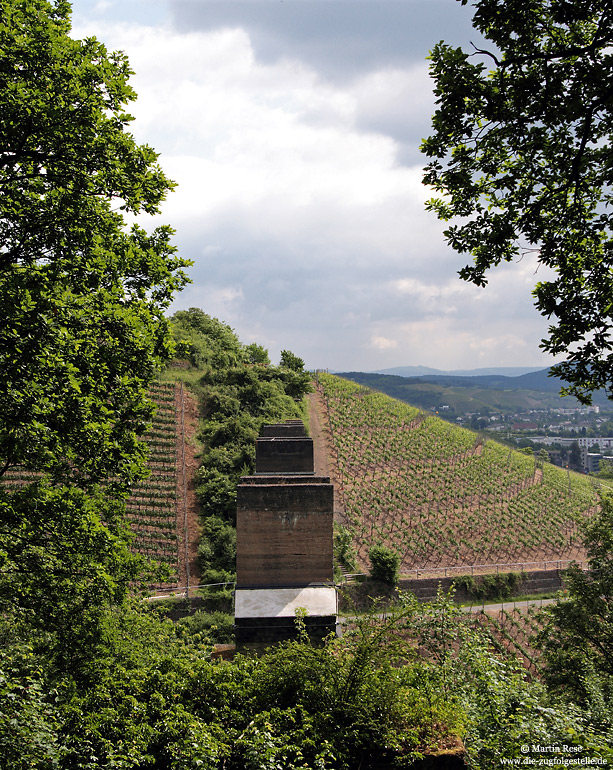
356 92 435 166
170 233 548 371
168 1 483 167
170 215 528 342
169 0 479 83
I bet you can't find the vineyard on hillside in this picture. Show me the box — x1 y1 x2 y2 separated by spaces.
470 605 547 675
1 380 185 588
125 380 180 585
316 373 600 573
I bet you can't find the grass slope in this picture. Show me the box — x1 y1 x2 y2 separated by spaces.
318 373 600 573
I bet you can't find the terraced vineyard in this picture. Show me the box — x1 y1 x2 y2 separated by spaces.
470 605 548 675
125 380 179 584
1 380 183 587
316 373 600 573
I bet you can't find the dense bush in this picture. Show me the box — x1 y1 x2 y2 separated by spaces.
453 572 521 601
197 517 236 583
177 610 234 644
369 543 401 586
1 600 465 770
334 524 358 571
536 497 613 722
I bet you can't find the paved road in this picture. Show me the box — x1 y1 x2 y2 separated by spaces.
336 597 560 631
460 597 558 614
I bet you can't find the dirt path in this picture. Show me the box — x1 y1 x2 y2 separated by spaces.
308 389 343 517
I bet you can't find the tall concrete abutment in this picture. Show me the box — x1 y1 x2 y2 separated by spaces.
234 420 337 645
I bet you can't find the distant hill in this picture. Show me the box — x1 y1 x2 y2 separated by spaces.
405 369 564 392
335 370 611 414
374 365 546 378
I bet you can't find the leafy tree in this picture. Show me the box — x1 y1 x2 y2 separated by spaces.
537 496 613 722
422 0 613 403
537 447 550 468
596 458 613 479
244 343 271 366
280 349 305 372
0 0 189 661
197 516 236 583
569 440 583 471
278 350 312 401
0 643 63 770
170 308 243 370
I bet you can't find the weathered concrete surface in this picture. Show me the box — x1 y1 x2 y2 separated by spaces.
236 478 334 587
260 422 307 437
235 419 336 642
255 436 314 474
235 586 337 618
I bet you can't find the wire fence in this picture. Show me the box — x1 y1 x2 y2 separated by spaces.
337 559 588 584
144 581 236 599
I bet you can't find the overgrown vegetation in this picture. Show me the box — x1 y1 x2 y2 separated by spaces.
9 582 613 769
169 308 312 589
0 0 189 678
536 496 613 721
453 572 521 602
334 523 358 572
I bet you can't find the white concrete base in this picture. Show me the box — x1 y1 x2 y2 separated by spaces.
235 585 337 619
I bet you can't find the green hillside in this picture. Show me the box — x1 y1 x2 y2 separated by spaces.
1 380 182 587
317 373 599 573
335 371 598 415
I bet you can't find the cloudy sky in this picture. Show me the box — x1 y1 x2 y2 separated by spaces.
70 0 557 372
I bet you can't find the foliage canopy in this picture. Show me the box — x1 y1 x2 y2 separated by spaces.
368 542 401 586
0 0 189 661
538 495 613 719
422 0 613 402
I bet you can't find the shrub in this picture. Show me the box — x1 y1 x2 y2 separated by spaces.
334 524 357 571
368 543 400 586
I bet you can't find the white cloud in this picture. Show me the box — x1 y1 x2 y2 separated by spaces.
69 12 557 372
369 335 398 351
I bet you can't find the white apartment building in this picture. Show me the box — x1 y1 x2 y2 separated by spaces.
530 436 613 450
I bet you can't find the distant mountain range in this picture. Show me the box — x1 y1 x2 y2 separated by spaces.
333 368 611 414
375 368 566 393
372 365 547 378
